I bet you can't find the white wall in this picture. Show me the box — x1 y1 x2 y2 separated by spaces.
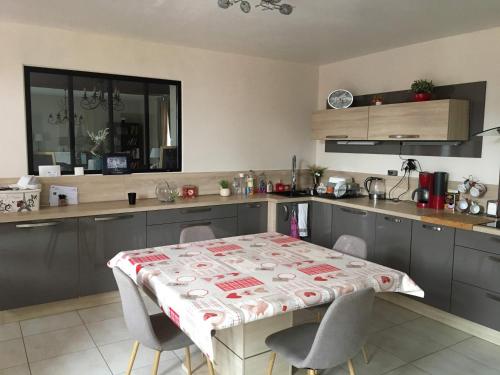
0 22 317 177
317 27 500 184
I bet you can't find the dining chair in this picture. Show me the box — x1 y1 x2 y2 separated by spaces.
180 225 216 243
333 234 368 259
265 288 375 375
112 267 194 375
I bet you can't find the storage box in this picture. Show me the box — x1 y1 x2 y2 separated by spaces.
0 188 41 213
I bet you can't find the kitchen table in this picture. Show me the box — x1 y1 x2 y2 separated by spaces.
108 232 423 375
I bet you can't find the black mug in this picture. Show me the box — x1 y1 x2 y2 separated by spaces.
128 192 137 205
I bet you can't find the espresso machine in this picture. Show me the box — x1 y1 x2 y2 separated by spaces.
412 171 448 209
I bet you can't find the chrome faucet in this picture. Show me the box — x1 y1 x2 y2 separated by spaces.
291 155 297 193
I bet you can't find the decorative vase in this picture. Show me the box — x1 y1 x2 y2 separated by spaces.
220 188 231 197
413 92 432 102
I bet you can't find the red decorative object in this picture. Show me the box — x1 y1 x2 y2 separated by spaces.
182 185 198 199
275 182 285 192
413 92 432 101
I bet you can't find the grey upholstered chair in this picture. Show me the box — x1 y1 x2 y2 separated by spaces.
113 268 194 375
333 234 368 259
266 288 375 375
180 225 216 243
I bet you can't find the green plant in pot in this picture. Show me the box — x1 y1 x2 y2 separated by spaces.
411 79 434 101
219 179 231 197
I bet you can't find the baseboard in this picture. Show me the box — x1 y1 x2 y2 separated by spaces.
0 291 120 324
378 293 500 346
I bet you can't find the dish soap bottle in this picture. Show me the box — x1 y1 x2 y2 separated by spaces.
247 170 255 195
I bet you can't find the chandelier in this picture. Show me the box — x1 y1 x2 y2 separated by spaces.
218 0 293 15
80 85 125 111
48 89 84 126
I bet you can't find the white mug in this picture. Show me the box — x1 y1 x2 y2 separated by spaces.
457 198 469 212
74 167 84 176
470 183 487 198
469 201 482 215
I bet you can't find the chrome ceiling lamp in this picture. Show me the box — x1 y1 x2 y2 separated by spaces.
48 89 84 126
80 83 125 112
218 0 294 15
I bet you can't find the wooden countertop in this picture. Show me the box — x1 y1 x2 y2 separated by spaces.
0 194 496 232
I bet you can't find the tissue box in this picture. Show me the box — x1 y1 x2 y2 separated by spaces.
0 188 41 213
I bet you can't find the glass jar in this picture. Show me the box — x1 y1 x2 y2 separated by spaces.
155 180 179 203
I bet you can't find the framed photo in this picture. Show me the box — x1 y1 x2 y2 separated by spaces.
102 153 131 175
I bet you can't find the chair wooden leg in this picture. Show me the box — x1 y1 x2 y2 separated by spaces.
151 351 161 375
184 347 192 375
307 370 317 375
206 355 216 375
347 358 356 375
267 352 276 375
361 345 369 364
125 341 139 375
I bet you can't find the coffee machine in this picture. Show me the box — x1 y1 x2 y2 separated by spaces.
412 171 448 209
412 172 433 208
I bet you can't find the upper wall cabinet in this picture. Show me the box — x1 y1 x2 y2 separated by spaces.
311 107 369 140
368 99 470 141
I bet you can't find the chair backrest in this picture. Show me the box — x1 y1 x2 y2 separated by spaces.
112 267 162 350
180 225 216 244
303 288 375 369
333 234 368 259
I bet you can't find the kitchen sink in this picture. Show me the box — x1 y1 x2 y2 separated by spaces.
269 190 311 198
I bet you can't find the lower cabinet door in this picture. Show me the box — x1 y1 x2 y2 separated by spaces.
410 222 455 311
237 202 268 235
79 213 147 296
374 214 412 274
0 220 78 310
332 206 376 260
147 217 237 247
310 202 333 248
451 281 500 331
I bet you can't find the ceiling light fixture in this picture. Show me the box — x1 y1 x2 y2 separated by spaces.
218 0 294 15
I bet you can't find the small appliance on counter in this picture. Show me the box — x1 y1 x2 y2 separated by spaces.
364 177 386 200
412 171 448 209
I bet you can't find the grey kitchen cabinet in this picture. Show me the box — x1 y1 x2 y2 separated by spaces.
374 214 412 274
451 281 500 331
79 213 147 296
147 205 237 226
0 219 78 310
310 201 333 248
147 217 237 247
453 245 500 294
237 202 268 235
332 206 376 259
410 221 455 311
455 229 500 255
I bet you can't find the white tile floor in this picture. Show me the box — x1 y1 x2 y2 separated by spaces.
1 297 500 375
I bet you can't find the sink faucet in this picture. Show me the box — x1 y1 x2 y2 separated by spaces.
291 155 297 193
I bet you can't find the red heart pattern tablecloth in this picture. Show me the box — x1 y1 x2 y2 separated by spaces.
108 232 423 359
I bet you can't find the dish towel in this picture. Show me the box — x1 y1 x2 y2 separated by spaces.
298 203 308 238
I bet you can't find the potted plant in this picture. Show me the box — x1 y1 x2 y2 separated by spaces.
308 165 327 194
219 180 231 197
410 79 434 101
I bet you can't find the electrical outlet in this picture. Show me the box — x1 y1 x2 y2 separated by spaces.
388 170 398 176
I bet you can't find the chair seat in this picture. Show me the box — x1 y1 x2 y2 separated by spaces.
150 314 193 351
265 323 319 368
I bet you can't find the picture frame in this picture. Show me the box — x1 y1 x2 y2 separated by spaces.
102 153 131 175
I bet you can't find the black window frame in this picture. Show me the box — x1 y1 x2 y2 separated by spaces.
24 66 182 175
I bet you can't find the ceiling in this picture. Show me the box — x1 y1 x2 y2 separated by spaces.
3 0 500 64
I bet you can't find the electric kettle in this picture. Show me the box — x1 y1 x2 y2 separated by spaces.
364 177 386 200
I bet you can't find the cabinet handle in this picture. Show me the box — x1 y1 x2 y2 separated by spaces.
181 207 212 214
15 222 60 229
384 216 402 223
247 203 262 208
488 255 500 263
325 135 348 139
422 224 442 232
180 221 212 229
388 134 420 139
341 207 367 216
94 215 134 222
486 292 500 303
